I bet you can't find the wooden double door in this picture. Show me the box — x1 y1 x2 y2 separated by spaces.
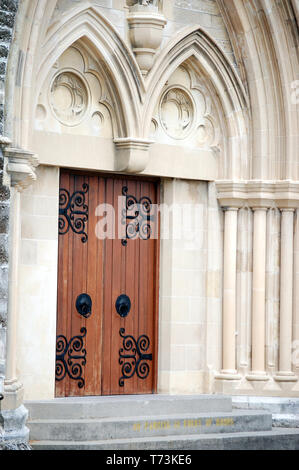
55 170 160 397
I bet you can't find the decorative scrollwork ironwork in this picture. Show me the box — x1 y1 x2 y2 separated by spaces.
121 186 153 246
56 327 87 389
59 183 89 243
118 328 152 387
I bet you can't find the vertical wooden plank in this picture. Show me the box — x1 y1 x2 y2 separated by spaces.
110 177 124 395
56 171 71 397
153 181 160 394
101 177 114 395
65 172 75 398
84 174 102 395
68 174 88 397
138 181 151 394
121 178 139 395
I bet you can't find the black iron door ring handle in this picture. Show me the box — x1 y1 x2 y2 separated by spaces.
76 293 92 318
116 295 131 318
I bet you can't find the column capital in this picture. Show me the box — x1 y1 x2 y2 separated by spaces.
4 147 39 191
0 135 12 147
279 207 296 213
223 206 239 212
251 206 268 212
216 180 299 210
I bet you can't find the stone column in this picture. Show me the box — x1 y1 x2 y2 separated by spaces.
216 207 240 378
1 146 38 445
247 207 269 381
275 208 297 381
4 188 23 401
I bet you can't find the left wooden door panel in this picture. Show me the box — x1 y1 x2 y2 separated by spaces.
56 172 103 397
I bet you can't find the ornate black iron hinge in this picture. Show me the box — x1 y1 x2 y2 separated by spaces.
59 183 89 243
118 328 153 386
55 328 87 389
121 186 153 246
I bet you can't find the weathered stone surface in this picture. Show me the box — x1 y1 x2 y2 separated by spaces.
0 44 9 59
0 185 10 202
0 0 18 14
0 28 12 42
0 10 15 28
0 238 8 265
0 203 9 234
0 442 31 450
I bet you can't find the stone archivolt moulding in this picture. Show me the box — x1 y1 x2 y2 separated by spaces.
216 180 299 210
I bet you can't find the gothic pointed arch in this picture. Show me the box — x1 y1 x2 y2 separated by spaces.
7 2 145 149
143 25 250 179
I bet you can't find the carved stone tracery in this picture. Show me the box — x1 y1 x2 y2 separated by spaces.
153 65 221 150
160 87 194 139
50 72 88 126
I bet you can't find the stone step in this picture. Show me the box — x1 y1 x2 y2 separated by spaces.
27 410 271 442
25 394 232 420
233 395 299 428
30 428 299 450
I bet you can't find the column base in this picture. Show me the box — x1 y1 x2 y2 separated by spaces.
215 371 242 380
274 372 298 382
2 380 24 411
246 372 269 381
0 404 30 449
0 381 31 449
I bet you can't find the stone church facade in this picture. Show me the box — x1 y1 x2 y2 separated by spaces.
0 0 298 446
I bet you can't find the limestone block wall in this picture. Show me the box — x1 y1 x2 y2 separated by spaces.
163 0 236 66
158 178 223 395
16 166 59 400
49 0 237 70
